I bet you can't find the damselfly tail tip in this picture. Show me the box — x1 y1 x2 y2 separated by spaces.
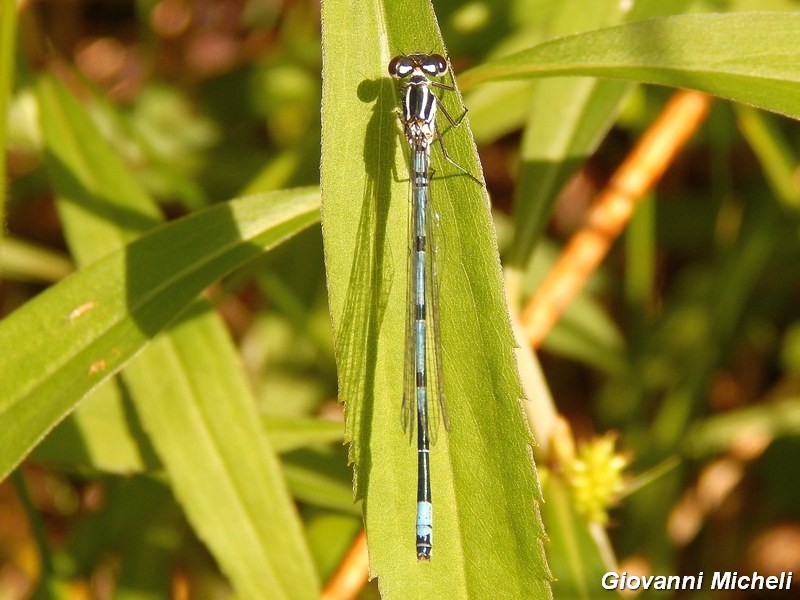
416 537 432 561
416 501 433 560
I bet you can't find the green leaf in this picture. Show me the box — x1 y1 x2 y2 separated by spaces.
25 73 322 598
509 77 631 268
0 195 317 597
321 0 551 597
499 0 696 268
0 189 319 477
0 189 322 597
35 74 162 259
508 0 635 269
460 12 800 121
125 302 322 598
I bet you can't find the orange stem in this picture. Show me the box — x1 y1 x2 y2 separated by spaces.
321 530 369 600
521 89 712 348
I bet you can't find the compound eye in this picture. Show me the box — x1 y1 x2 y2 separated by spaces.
420 56 439 75
430 54 448 75
389 56 414 78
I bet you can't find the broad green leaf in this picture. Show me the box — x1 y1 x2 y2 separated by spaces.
124 302 321 598
321 0 551 597
0 188 319 477
30 74 321 598
459 13 800 122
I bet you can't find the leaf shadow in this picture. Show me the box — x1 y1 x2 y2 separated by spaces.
336 74 399 501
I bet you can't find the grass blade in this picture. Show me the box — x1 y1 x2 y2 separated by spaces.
27 72 322 597
460 13 800 121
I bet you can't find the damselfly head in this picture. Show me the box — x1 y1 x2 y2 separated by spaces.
389 53 448 79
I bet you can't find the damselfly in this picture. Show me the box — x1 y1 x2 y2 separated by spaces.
388 52 469 560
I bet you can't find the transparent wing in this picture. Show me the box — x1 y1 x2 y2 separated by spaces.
401 181 418 442
424 189 450 445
